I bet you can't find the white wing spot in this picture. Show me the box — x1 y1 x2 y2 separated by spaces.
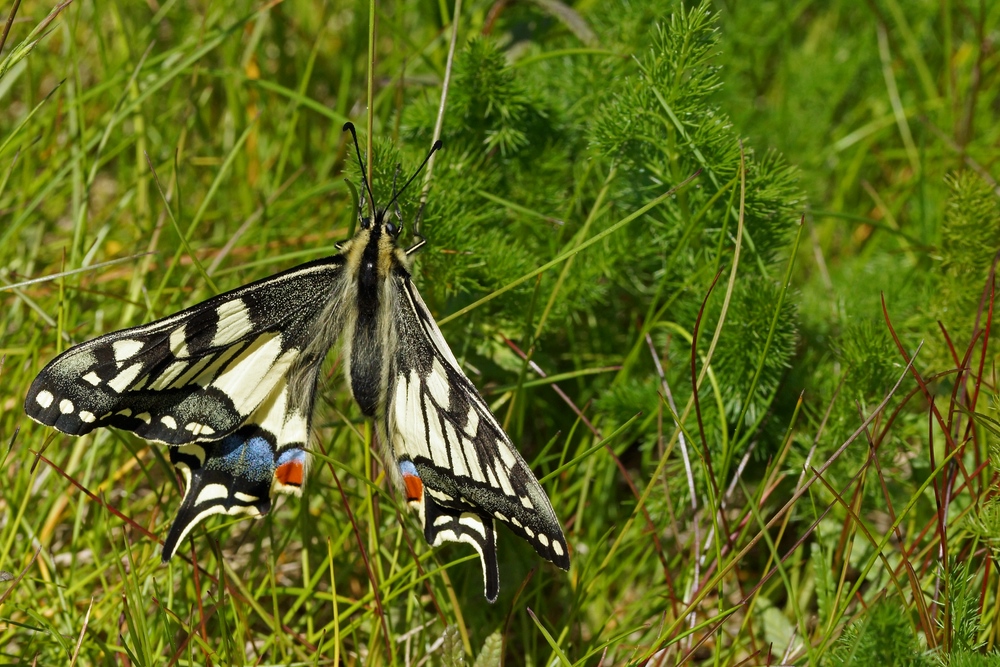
79 411 96 423
160 415 177 429
59 399 74 414
537 533 549 547
495 512 508 523
465 407 480 438
494 466 516 497
178 444 206 465
512 517 523 528
444 423 471 478
83 372 102 386
116 409 133 417
524 526 534 538
234 492 259 503
401 371 433 460
281 412 308 444
136 412 152 424
35 390 54 408
432 529 459 546
552 541 564 557
424 391 449 461
391 372 430 460
108 362 144 393
519 495 533 509
192 344 243 387
498 442 518 468
210 333 287 410
434 515 453 527
149 361 190 390
250 385 292 443
427 488 454 502
185 422 215 436
112 339 144 362
426 358 451 407
195 483 229 504
212 300 253 347
170 355 214 389
458 514 488 538
169 327 189 358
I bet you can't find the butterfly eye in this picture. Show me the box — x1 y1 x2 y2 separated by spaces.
360 216 372 229
385 221 398 236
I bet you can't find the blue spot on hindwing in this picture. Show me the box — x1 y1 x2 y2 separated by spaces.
277 448 306 466
204 432 274 483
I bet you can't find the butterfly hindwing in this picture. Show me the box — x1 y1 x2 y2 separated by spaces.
25 256 345 444
160 355 319 559
398 459 500 601
163 426 307 560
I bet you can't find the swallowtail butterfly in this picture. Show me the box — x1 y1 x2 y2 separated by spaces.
24 123 569 601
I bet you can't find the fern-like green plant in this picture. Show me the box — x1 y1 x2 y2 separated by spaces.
824 599 935 667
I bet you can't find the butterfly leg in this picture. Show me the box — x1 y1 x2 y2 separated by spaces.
404 237 426 255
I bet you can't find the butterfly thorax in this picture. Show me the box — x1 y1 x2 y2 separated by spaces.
339 215 412 418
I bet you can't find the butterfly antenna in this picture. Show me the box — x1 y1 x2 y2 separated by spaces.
343 122 377 217
384 139 443 216
391 163 404 225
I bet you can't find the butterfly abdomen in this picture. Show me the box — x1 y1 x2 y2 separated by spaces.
349 336 381 417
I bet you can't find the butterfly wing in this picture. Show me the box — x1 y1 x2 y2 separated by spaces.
25 256 346 444
385 273 569 601
160 361 322 559
25 256 347 559
163 425 309 560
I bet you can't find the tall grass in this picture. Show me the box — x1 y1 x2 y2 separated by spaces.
2 1 1000 665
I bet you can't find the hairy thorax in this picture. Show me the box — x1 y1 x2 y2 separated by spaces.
339 223 412 417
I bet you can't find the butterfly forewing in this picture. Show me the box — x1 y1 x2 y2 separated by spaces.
385 273 570 583
26 257 345 444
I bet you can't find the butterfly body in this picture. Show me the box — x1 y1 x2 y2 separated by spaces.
25 127 569 601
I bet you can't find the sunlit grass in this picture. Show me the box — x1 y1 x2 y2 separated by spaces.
3 1 1000 665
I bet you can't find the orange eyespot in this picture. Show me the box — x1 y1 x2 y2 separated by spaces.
275 460 304 487
402 473 423 503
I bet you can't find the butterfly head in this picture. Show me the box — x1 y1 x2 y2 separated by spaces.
343 122 441 245
383 216 401 238
358 208 401 239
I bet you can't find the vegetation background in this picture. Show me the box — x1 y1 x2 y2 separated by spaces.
1 0 998 664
